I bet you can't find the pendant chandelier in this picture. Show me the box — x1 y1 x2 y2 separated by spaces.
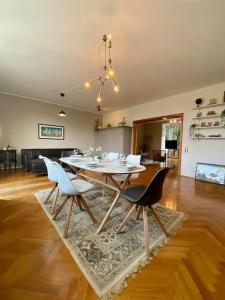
83 34 119 111
59 34 119 114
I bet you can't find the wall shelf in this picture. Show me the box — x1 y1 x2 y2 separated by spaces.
192 103 225 110
192 115 221 120
194 126 224 129
192 137 225 140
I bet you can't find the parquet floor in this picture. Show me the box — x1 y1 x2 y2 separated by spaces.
0 167 225 300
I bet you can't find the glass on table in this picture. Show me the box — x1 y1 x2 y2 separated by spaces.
119 153 127 165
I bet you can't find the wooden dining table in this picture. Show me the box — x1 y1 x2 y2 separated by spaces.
60 157 146 233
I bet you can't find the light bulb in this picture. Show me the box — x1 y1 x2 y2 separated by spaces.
96 94 102 102
108 68 115 77
114 85 119 93
58 110 66 117
84 81 91 88
107 34 112 40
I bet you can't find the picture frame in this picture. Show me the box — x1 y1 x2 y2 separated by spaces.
195 162 225 185
38 124 64 140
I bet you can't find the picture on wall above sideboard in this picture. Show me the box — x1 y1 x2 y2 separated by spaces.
38 124 64 140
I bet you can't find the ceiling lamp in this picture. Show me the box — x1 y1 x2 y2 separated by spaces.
83 34 119 111
58 93 66 117
59 34 119 112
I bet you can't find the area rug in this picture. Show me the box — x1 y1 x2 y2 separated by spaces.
34 186 187 299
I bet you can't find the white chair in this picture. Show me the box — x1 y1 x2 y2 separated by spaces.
112 154 141 183
105 152 119 161
51 162 97 238
39 155 76 208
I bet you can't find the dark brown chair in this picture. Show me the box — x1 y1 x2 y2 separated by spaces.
152 150 166 164
117 167 170 257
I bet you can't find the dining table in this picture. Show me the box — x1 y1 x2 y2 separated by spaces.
60 156 146 233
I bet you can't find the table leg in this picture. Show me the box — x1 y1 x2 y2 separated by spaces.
97 173 132 233
97 191 120 233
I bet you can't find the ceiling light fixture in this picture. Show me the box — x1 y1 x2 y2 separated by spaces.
58 93 66 117
59 34 119 112
83 34 119 110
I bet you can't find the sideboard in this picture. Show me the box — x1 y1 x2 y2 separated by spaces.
95 126 132 155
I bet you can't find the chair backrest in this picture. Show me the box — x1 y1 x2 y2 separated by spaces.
137 167 170 207
105 152 119 161
126 154 141 165
61 149 80 158
61 150 74 158
152 150 166 162
50 161 76 195
39 155 58 183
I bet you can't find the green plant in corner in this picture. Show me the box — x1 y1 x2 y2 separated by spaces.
117 116 127 127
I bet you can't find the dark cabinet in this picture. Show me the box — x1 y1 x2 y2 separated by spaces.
0 150 17 171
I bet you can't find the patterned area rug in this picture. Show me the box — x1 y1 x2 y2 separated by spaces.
34 187 186 299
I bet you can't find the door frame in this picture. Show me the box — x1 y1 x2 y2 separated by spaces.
132 113 184 171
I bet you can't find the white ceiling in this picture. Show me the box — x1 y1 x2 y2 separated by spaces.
1 0 225 114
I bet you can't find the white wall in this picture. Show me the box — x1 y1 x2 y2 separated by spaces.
0 93 101 166
104 82 225 177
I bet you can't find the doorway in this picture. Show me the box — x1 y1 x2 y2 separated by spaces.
132 113 183 174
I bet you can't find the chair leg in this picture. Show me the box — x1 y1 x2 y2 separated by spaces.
136 206 143 220
51 187 59 214
117 204 137 233
53 196 69 220
143 207 150 257
75 196 84 211
78 195 97 224
63 197 74 238
151 207 169 237
44 183 57 204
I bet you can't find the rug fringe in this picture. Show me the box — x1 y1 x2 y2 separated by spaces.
100 213 188 300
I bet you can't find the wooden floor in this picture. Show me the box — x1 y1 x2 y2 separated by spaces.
0 167 225 300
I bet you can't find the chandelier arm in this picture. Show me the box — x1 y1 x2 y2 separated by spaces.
97 43 103 75
64 77 97 94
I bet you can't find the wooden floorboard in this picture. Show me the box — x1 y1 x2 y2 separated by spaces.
0 167 224 300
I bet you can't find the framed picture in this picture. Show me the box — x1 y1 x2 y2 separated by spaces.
38 124 64 140
195 162 225 185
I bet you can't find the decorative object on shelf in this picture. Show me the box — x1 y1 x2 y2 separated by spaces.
207 122 212 127
208 98 217 105
117 116 127 127
208 134 222 138
38 124 64 140
195 162 225 185
201 122 206 127
206 110 216 116
94 118 102 131
196 112 202 118
106 123 112 128
58 93 66 117
60 34 119 112
7 143 11 150
213 121 220 126
195 98 203 107
189 124 196 137
194 133 205 138
221 109 225 116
